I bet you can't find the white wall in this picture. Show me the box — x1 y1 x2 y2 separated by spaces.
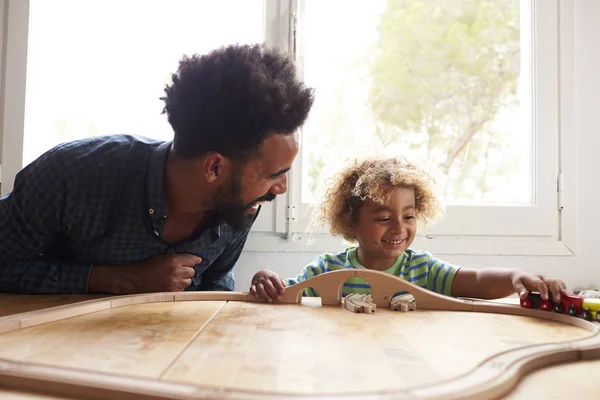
234 0 600 292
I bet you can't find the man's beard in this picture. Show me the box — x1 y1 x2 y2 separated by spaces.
213 177 276 230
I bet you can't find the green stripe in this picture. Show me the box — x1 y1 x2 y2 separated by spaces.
283 247 460 299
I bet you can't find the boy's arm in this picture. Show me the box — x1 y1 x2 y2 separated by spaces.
284 255 329 286
250 254 333 301
282 255 330 298
424 254 461 296
451 267 567 301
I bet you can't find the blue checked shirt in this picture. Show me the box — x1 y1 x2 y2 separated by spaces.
0 134 257 294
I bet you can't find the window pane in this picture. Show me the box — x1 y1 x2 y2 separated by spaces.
300 0 530 205
23 0 265 166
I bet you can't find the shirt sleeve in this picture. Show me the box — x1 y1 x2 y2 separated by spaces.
284 254 330 297
426 253 461 296
0 147 93 294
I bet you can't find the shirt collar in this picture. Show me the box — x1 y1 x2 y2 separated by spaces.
146 141 171 221
145 141 225 240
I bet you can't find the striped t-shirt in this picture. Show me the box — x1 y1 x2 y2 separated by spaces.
284 247 461 298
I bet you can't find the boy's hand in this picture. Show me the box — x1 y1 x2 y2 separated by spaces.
511 271 567 302
249 269 286 303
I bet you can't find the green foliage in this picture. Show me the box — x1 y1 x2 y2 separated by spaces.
302 0 526 203
368 0 521 186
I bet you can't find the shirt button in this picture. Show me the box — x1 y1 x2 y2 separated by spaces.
149 209 155 215
153 231 160 237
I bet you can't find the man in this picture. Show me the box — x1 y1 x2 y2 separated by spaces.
0 44 314 294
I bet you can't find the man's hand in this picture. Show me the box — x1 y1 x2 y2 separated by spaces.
511 271 567 303
249 269 286 302
89 254 201 294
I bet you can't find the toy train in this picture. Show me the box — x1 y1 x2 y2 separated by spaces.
520 292 600 321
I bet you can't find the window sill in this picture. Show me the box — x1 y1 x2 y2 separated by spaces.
244 232 575 257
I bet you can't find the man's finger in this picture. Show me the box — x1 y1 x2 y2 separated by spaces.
179 266 195 279
177 254 202 266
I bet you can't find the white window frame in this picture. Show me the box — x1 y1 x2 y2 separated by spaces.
0 0 29 198
0 0 576 257
247 0 576 257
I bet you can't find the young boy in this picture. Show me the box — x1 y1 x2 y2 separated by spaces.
249 157 567 303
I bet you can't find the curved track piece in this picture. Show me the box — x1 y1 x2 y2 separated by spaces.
344 293 376 313
0 269 598 400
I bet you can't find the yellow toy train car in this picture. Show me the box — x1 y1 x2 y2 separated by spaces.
582 297 600 321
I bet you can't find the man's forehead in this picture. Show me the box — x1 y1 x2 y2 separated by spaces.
255 133 298 165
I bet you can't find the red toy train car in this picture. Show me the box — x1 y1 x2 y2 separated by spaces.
520 292 600 321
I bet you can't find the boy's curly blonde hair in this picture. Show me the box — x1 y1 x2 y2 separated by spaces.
315 156 445 243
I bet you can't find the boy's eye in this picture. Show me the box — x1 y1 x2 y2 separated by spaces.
404 215 416 220
375 218 390 223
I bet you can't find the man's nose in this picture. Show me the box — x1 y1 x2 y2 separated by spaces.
270 174 288 195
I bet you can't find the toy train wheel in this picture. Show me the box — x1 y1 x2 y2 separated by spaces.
582 308 591 321
540 300 552 311
569 305 579 316
520 298 533 308
554 303 564 313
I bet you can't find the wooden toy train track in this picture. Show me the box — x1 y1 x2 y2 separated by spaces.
0 269 598 400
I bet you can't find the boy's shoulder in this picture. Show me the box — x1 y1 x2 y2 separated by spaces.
404 248 435 262
320 248 354 259
315 247 356 266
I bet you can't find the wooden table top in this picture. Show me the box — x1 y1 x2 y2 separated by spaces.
0 293 597 399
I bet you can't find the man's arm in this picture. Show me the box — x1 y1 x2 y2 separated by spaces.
0 148 93 294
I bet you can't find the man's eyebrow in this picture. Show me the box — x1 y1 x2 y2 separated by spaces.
268 167 290 179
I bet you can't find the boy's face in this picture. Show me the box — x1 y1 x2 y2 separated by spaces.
352 187 417 264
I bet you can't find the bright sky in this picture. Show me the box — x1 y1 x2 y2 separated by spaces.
23 0 264 165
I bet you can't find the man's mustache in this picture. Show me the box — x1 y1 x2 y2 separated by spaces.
246 192 276 208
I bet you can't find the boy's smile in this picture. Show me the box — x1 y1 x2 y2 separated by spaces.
352 187 417 270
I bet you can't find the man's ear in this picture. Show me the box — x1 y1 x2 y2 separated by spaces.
203 153 232 183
